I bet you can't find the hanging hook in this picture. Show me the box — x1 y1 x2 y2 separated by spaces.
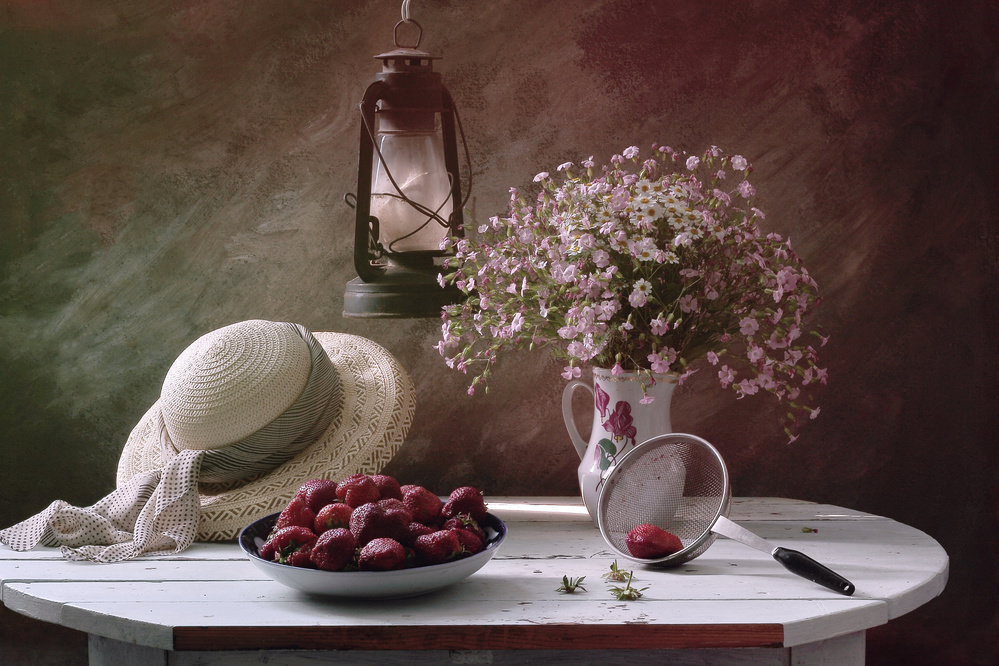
394 0 422 48
393 19 422 49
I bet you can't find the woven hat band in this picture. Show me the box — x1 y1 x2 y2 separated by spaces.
158 324 344 484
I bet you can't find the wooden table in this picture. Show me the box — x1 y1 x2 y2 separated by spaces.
0 497 947 665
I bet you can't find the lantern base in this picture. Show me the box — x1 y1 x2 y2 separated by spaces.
343 269 462 318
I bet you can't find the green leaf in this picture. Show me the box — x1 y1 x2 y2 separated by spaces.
557 575 587 593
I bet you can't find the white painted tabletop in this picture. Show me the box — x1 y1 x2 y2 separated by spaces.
0 497 948 660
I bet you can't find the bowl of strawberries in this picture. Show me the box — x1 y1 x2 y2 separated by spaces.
238 474 507 599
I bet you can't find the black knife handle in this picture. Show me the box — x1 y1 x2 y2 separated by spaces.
773 547 856 596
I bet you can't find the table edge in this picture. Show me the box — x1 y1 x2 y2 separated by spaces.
171 622 786 651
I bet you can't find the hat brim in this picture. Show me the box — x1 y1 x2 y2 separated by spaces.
116 332 415 541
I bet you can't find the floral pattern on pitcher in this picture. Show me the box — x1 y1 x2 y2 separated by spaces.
593 382 638 472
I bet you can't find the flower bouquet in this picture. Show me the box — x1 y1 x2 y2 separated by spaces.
436 144 827 439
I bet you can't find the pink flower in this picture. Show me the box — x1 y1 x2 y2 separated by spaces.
609 187 630 210
592 249 610 268
678 367 698 383
441 320 455 343
603 401 637 445
639 394 655 405
647 352 672 374
467 385 476 396
611 363 624 376
533 171 549 182
650 317 670 336
706 351 719 365
777 267 800 295
731 155 748 171
685 156 700 170
739 316 759 336
561 365 581 380
679 294 698 313
713 188 731 205
718 365 735 387
623 145 640 159
736 378 759 397
594 382 610 417
737 180 755 198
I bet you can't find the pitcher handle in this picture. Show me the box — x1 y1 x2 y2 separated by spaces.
561 379 592 460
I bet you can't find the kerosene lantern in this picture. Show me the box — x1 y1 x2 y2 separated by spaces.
343 8 467 318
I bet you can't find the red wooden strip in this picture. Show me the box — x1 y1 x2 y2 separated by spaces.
174 623 784 651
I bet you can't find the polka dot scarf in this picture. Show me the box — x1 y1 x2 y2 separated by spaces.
0 450 204 562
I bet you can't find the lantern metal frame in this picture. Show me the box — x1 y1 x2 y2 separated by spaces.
343 18 468 319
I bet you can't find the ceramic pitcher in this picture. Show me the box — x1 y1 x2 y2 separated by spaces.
562 367 677 523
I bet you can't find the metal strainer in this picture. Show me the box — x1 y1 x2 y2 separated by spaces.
596 432 855 596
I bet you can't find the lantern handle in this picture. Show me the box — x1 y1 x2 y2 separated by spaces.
393 18 423 50
397 0 420 49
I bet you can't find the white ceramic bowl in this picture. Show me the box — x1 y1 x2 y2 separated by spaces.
239 512 507 599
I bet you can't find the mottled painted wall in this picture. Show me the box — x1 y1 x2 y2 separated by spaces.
1 0 996 663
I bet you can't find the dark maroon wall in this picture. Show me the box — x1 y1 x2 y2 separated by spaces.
1 1 996 663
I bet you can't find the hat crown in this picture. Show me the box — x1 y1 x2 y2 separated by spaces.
160 320 311 451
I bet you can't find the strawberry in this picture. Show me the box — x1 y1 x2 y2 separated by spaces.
441 486 488 523
275 496 317 531
378 498 414 524
259 525 318 564
349 501 410 546
442 515 486 542
451 526 483 557
625 523 683 559
286 544 316 568
313 502 353 535
413 529 462 566
371 474 403 500
401 484 443 525
404 521 436 546
295 478 339 513
336 473 381 508
310 527 357 571
357 537 407 571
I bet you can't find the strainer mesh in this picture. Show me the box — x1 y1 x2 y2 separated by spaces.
598 435 728 565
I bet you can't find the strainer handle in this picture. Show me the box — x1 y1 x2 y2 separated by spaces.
774 547 856 596
561 379 591 459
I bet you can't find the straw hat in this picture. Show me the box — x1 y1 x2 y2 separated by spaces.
116 319 415 541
